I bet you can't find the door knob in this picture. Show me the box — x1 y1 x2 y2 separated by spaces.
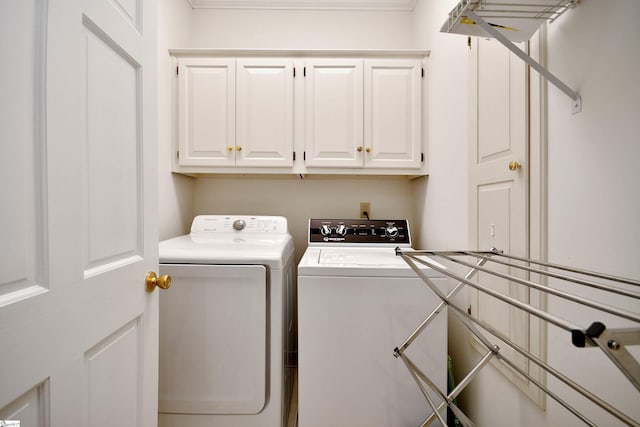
508 160 522 171
366 147 371 153
236 146 242 151
146 271 171 293
357 146 363 152
226 146 233 152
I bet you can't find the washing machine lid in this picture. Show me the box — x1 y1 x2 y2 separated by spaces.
159 215 294 268
298 247 445 278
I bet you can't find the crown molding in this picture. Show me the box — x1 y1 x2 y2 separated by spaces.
186 0 417 11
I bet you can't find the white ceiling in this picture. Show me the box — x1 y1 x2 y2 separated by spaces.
187 0 418 11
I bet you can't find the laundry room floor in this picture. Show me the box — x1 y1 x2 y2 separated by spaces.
287 369 298 427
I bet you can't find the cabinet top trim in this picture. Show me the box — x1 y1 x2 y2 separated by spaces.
169 48 430 58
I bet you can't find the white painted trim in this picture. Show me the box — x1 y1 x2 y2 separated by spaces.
169 48 430 58
186 0 417 11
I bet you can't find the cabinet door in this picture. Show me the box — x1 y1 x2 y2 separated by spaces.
364 60 422 169
178 58 235 166
305 59 364 168
236 59 294 167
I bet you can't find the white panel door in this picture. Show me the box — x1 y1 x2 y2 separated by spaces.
178 58 236 167
364 59 422 169
0 0 159 426
236 59 294 167
304 59 364 168
468 37 531 389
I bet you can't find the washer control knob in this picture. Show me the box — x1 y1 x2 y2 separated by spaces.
320 224 332 236
385 226 399 238
233 219 246 231
335 224 348 237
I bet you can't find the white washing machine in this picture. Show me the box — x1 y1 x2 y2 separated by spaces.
297 219 447 427
158 215 296 427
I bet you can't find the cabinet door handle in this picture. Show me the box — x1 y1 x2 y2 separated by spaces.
357 146 363 152
226 146 233 152
366 147 371 153
236 146 242 152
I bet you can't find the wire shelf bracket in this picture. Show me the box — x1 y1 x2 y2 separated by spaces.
440 0 582 113
393 248 640 427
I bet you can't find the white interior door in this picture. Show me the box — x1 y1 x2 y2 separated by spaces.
468 37 531 389
0 0 159 426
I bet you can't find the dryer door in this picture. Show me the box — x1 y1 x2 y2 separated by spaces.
158 264 267 414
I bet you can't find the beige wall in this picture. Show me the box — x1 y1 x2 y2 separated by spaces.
158 0 196 240
193 175 415 262
189 8 415 49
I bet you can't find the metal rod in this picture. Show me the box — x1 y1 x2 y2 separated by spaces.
399 252 583 332
464 252 640 300
487 251 640 288
395 257 488 354
400 254 450 301
449 348 496 401
399 353 449 427
401 353 477 427
496 347 598 426
446 305 600 426
466 10 580 104
591 330 640 393
395 301 446 356
438 253 640 324
446 303 640 426
406 248 640 288
461 14 558 19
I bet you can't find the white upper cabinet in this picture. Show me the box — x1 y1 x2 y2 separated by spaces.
177 57 294 168
236 59 294 167
178 58 236 166
171 50 427 176
364 59 422 169
305 58 422 170
304 59 364 167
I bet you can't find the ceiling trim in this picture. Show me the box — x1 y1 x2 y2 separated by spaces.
186 0 418 11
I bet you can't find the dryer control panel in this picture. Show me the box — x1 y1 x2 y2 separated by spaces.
308 219 411 246
191 215 289 235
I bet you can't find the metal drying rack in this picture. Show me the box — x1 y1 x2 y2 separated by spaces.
440 0 583 113
393 248 640 427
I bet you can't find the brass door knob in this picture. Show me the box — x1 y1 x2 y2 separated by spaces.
357 146 363 152
366 147 371 153
146 271 171 293
226 146 233 152
508 160 522 171
236 146 242 151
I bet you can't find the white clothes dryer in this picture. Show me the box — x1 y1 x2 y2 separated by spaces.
297 219 447 427
158 215 296 427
